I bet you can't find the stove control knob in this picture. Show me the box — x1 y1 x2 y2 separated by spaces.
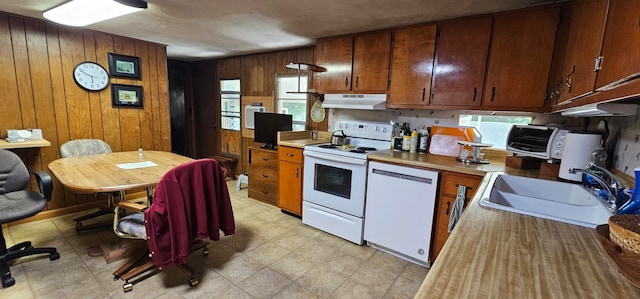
374 126 380 131
382 128 387 132
344 124 349 128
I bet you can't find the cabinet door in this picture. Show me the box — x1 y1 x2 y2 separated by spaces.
483 7 559 109
431 171 482 261
596 0 640 90
431 17 492 107
557 0 609 104
432 194 455 260
278 160 302 215
352 31 392 92
387 24 437 109
315 36 353 92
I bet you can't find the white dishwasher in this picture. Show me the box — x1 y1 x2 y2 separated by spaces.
364 161 439 267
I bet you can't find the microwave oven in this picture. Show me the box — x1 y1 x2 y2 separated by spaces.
506 125 569 162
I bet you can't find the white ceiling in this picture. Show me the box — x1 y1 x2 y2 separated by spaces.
0 0 553 61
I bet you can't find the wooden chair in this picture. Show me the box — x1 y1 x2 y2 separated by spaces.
59 139 115 231
112 159 235 292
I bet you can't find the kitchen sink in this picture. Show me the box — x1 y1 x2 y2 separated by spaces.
479 174 612 228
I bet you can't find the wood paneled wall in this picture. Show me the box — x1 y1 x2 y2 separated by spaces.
193 47 327 175
0 13 170 215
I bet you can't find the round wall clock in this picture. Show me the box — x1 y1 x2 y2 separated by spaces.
73 62 109 91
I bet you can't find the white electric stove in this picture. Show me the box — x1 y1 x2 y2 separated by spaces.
302 120 393 244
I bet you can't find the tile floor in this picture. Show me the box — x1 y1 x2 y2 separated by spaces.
0 180 428 298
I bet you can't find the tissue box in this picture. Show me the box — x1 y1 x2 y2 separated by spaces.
7 129 43 141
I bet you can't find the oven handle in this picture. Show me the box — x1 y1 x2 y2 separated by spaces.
303 150 367 166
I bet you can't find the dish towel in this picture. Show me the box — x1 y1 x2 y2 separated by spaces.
448 185 467 232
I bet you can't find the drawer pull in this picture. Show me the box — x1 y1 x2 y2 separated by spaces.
263 158 269 161
262 190 268 194
262 174 269 178
296 168 299 178
287 153 294 157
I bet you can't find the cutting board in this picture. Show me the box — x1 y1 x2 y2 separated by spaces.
429 126 482 157
429 134 464 157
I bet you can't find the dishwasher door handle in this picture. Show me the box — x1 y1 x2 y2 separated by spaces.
371 168 433 184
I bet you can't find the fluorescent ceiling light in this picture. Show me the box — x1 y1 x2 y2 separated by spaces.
43 0 147 27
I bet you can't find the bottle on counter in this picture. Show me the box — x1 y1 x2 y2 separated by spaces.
410 129 419 153
419 128 429 153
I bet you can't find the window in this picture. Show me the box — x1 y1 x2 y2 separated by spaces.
459 114 532 149
220 79 241 131
276 74 307 131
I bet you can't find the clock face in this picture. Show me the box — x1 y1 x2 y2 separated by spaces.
73 62 109 91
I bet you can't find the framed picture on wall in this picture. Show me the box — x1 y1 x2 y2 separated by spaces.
108 53 141 79
111 84 143 108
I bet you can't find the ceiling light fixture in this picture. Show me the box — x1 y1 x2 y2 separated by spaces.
43 0 147 27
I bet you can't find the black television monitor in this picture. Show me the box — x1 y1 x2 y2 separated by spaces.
254 112 293 149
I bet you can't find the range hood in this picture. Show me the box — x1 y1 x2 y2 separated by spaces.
560 103 638 117
322 94 387 110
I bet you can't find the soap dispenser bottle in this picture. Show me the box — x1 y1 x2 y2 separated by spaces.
617 167 640 214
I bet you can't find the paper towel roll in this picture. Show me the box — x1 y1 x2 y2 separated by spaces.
558 132 602 182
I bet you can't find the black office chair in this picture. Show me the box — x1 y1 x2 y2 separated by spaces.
0 149 60 288
59 139 114 231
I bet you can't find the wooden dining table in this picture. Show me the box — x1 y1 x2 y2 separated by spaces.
48 151 193 231
48 150 193 193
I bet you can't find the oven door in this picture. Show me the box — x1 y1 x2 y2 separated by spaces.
303 150 367 217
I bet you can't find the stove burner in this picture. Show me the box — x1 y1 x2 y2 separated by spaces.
350 149 366 153
357 147 377 151
319 144 338 149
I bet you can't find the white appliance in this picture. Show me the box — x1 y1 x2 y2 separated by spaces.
244 105 266 129
364 161 439 267
303 120 393 244
506 125 570 162
558 132 602 182
321 94 387 110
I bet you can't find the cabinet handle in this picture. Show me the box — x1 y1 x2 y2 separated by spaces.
355 76 359 88
344 76 349 87
262 190 268 194
472 87 477 102
263 157 269 161
490 87 496 102
296 168 299 178
422 88 426 101
262 174 269 178
445 201 451 216
287 153 294 157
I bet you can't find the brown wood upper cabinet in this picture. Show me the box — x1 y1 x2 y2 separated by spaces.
556 0 608 105
387 24 437 109
595 0 640 91
430 17 492 108
482 6 559 110
314 31 391 93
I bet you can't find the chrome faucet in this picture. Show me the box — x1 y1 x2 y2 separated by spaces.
568 162 630 213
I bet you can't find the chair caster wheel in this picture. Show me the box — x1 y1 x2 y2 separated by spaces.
123 283 133 292
202 247 209 255
188 278 199 287
2 277 15 288
50 252 60 261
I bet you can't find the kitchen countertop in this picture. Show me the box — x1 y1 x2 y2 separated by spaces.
277 130 331 149
413 171 640 298
368 149 510 176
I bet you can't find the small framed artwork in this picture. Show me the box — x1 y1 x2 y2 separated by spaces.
108 53 141 79
111 84 143 108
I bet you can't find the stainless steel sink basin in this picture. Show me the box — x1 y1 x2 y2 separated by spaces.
479 174 612 228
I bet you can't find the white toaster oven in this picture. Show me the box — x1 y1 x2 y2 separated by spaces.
506 125 569 162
